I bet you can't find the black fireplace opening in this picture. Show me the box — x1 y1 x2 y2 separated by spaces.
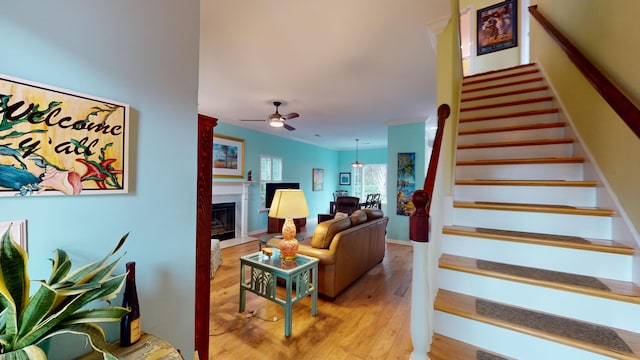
211 202 236 240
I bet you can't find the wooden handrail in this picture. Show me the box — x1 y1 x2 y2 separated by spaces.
410 103 450 242
529 5 640 139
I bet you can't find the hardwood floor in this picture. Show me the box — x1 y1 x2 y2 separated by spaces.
209 239 414 359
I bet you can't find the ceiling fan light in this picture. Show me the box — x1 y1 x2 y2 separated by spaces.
269 118 284 127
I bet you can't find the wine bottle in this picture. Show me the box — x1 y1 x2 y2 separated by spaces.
120 261 141 346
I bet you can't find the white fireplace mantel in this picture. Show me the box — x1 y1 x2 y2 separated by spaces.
212 181 252 240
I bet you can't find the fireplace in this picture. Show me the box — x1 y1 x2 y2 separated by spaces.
211 202 236 240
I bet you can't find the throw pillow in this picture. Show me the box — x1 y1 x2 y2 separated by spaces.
350 209 368 226
334 212 348 219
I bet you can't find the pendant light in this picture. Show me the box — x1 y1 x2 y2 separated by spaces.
351 139 364 168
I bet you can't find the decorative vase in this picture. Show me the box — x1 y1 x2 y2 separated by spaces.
0 345 47 360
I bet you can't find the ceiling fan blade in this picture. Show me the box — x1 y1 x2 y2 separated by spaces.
282 112 299 120
283 123 296 131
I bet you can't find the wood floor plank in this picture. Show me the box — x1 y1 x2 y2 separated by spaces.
209 239 414 359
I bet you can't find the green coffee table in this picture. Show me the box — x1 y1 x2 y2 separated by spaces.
239 249 318 336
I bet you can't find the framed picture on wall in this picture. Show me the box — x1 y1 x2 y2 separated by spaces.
339 172 351 185
312 168 324 191
477 0 517 56
212 134 245 178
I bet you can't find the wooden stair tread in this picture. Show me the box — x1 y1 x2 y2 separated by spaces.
461 96 554 112
454 201 613 216
460 108 559 123
457 157 584 166
461 77 544 94
455 179 598 187
435 290 640 359
461 85 549 103
463 63 538 80
443 225 633 255
458 138 573 150
439 255 640 304
459 122 566 136
429 333 515 360
463 68 540 86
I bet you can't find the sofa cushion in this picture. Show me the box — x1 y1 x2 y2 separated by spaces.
364 208 384 221
350 209 368 226
311 216 352 249
334 211 348 220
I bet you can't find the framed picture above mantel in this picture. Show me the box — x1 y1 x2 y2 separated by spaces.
212 134 244 178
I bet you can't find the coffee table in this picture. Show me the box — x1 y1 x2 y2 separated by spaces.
239 249 318 336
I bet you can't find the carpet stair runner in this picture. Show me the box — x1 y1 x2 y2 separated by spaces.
429 63 640 359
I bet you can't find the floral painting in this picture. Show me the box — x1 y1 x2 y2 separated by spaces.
397 152 415 216
0 73 129 196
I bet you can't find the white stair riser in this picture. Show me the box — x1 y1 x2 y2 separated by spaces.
459 113 558 132
457 126 567 145
441 234 631 280
461 100 555 118
463 67 539 83
456 163 584 181
452 207 612 239
462 73 543 92
461 79 547 99
457 143 574 161
461 88 550 107
438 269 640 332
454 184 596 207
434 311 613 360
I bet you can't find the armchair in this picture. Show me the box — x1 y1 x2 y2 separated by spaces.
317 196 360 223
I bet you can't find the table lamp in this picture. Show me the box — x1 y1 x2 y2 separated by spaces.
268 189 309 259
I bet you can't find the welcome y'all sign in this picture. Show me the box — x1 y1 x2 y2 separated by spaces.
0 74 129 196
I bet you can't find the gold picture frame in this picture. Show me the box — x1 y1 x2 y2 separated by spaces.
212 134 245 178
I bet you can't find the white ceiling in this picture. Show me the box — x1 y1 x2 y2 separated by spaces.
198 0 451 150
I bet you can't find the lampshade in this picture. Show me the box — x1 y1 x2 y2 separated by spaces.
268 189 310 219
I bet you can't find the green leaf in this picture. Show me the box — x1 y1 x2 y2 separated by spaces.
40 323 116 360
0 344 46 360
16 284 56 339
60 307 129 325
0 228 29 342
47 249 71 285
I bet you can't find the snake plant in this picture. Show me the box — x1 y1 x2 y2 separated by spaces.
0 227 131 359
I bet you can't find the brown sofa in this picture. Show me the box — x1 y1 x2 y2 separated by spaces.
268 208 388 299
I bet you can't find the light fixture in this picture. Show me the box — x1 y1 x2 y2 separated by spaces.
269 114 285 128
351 139 364 168
267 189 310 259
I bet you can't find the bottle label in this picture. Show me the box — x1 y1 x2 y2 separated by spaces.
130 318 141 343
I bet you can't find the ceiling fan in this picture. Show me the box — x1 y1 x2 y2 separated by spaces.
241 101 299 131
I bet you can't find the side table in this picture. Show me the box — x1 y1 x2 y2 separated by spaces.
76 332 182 359
239 250 318 336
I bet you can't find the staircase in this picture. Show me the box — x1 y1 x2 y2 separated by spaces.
429 64 640 360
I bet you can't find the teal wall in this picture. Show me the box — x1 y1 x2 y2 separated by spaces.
1 2 199 359
387 122 427 241
214 122 339 229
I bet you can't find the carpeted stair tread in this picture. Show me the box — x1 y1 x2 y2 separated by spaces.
443 225 634 255
439 254 640 303
428 333 515 360
454 201 613 216
435 290 640 359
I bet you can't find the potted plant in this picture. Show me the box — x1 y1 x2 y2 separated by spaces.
0 226 131 359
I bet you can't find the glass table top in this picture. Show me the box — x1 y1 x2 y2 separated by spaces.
241 249 316 272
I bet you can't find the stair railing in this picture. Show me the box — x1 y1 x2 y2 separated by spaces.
410 103 451 242
529 5 640 139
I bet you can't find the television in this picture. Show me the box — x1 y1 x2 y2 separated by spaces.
265 182 300 209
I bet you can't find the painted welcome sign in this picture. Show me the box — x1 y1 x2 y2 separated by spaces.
0 74 129 196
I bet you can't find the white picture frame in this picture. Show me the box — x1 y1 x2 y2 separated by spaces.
0 220 27 252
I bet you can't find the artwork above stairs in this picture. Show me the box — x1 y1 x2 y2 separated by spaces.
429 63 640 360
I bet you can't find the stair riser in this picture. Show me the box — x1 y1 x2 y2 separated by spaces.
454 184 595 207
463 66 538 83
461 88 550 107
456 163 584 181
461 100 555 118
441 235 630 279
457 126 567 145
438 270 640 332
452 207 612 239
457 143 574 161
463 73 543 92
434 311 613 360
459 113 558 132
461 79 547 99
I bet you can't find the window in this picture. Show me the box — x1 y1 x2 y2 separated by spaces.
260 155 282 209
353 164 387 203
